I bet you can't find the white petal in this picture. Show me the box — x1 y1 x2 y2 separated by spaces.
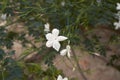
114 22 118 26
117 3 120 10
52 28 59 37
61 1 65 6
45 33 54 41
1 14 7 20
57 36 67 41
115 26 119 30
44 28 50 32
66 45 71 50
44 23 50 32
67 52 71 58
53 41 60 51
46 41 53 47
63 77 68 80
114 22 120 30
57 75 63 80
44 23 50 29
93 53 101 56
66 45 71 58
60 49 67 56
113 22 117 26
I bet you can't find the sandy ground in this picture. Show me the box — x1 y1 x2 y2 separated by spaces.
12 41 120 80
2 21 120 80
54 48 120 80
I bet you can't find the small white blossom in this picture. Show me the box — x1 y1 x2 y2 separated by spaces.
61 1 65 6
114 21 120 30
44 23 50 32
1 14 7 20
60 45 71 58
57 75 68 80
96 0 101 3
72 67 76 71
45 28 67 51
116 3 120 10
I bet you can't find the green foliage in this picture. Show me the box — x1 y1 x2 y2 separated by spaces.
21 63 62 80
0 49 5 60
108 55 120 71
0 27 13 48
0 49 23 80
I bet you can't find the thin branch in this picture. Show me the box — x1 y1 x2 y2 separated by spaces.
71 46 88 80
93 53 120 71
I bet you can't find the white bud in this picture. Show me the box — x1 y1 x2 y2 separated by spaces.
116 3 120 10
114 22 120 30
44 23 50 33
1 14 7 20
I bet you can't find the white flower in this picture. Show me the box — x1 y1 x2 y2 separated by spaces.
45 28 67 51
114 21 120 30
1 14 7 20
61 1 65 6
60 45 71 58
96 0 101 3
116 3 120 10
57 75 68 80
44 23 50 32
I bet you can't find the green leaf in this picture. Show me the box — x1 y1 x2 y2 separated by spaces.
0 49 5 60
8 50 15 56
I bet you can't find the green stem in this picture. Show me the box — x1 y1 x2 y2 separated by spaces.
71 46 88 80
2 69 4 80
67 57 76 69
62 57 72 69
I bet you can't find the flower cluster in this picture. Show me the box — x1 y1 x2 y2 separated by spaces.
44 24 71 80
44 23 71 56
114 3 120 30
